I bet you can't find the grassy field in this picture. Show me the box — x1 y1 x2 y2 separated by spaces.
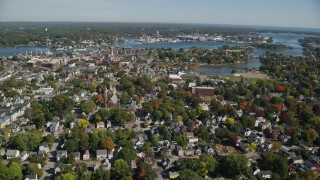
221 72 270 84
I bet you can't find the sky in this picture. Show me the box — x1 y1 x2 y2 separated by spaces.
0 0 319 29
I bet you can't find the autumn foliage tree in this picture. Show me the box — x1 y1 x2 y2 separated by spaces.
102 137 115 152
78 119 89 129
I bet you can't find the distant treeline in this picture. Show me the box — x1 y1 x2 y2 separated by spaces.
251 43 293 50
0 22 319 46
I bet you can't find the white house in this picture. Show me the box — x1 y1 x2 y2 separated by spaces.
20 151 29 161
6 150 20 160
25 175 38 180
39 143 50 154
83 150 90 161
96 149 108 160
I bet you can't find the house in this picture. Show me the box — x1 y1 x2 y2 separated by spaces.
309 155 320 164
106 121 112 128
83 150 90 161
25 175 38 180
162 158 171 169
259 121 272 131
96 121 105 129
6 150 20 160
126 100 138 113
108 149 114 160
204 146 214 154
135 136 145 147
239 142 249 152
292 156 303 164
38 143 50 154
56 150 68 162
169 171 180 179
175 145 184 157
304 161 316 171
50 119 60 132
96 149 108 160
54 163 63 174
70 122 76 129
278 135 290 143
194 148 201 156
102 159 112 170
106 93 119 109
244 129 252 137
89 164 100 172
191 86 215 97
188 136 199 144
257 170 272 179
20 151 29 161
0 149 5 156
184 148 194 156
73 152 81 161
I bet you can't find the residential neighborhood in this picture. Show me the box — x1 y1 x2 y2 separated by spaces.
0 24 319 180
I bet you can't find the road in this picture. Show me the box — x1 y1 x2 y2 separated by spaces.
41 129 63 180
42 142 58 180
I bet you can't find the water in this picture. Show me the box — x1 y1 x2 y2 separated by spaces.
0 33 319 75
123 39 246 49
0 46 50 57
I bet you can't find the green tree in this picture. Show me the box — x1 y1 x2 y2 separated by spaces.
80 100 96 114
64 140 77 153
226 106 237 117
152 134 160 146
26 163 43 178
219 153 249 177
177 169 203 180
136 163 157 180
8 162 23 180
112 159 132 179
175 136 188 148
198 162 208 177
117 147 136 163
199 154 217 176
259 152 288 178
58 173 75 180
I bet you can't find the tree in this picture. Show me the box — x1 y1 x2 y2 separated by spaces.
241 115 255 128
102 137 115 152
247 142 257 152
177 169 203 180
136 163 157 180
26 163 43 178
226 106 237 117
58 173 75 180
112 159 132 179
92 167 110 180
225 118 235 125
199 154 217 176
198 162 208 177
120 92 131 105
78 119 89 129
8 162 23 180
33 112 46 128
64 140 77 153
219 153 249 177
152 134 160 146
259 152 288 178
117 147 136 163
80 100 96 114
175 136 188 148
308 128 318 143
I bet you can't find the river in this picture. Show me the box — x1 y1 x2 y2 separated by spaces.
0 33 318 75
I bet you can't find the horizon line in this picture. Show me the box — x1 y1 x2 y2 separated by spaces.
1 21 320 31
